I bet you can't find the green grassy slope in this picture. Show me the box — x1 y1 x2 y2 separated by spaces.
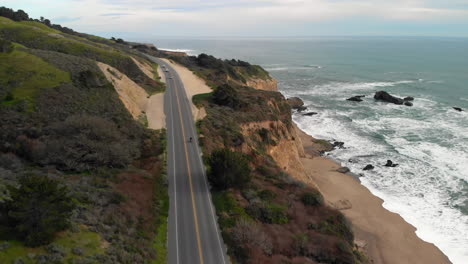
0 45 70 106
0 9 168 264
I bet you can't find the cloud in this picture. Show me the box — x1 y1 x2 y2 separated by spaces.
4 0 468 36
100 13 132 16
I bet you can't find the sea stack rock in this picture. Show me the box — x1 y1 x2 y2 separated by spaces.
374 91 404 105
333 141 345 149
404 96 414 101
287 97 305 110
363 164 374 171
384 160 399 167
302 112 318 116
453 107 463 112
337 167 350 173
404 101 413 107
347 96 364 102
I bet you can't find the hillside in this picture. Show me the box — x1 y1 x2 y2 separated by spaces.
0 7 167 264
0 6 368 264
169 54 368 263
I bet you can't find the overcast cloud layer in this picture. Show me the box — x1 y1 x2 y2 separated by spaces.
3 0 468 37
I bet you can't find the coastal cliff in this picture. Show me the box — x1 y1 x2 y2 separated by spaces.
246 78 278 91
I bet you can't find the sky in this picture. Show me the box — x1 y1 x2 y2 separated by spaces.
2 0 468 38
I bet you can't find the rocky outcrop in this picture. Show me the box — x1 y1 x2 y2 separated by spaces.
404 101 413 107
302 112 318 116
384 160 399 167
374 91 404 105
246 78 278 92
287 97 305 110
337 167 350 173
404 96 414 101
363 164 374 171
453 107 463 112
347 95 365 102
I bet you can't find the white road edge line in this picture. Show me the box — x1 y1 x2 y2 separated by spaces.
168 64 180 264
173 69 227 264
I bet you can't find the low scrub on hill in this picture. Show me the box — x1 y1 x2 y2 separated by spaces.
0 7 168 264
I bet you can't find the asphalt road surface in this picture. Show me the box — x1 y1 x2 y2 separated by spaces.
145 55 229 264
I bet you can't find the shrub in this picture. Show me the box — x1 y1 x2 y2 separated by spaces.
212 84 243 110
40 115 139 171
208 149 251 190
3 174 76 246
258 189 276 202
318 214 354 244
247 201 289 224
232 218 272 256
301 190 324 206
0 38 13 53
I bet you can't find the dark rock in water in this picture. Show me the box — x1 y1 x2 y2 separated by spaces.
302 112 318 116
453 107 463 112
296 106 307 112
333 141 345 149
374 91 404 105
404 101 413 107
287 97 304 109
404 96 414 101
384 160 399 167
348 159 356 163
337 167 350 173
347 96 363 102
363 164 374 171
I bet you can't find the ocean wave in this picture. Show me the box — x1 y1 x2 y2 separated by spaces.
265 65 323 71
159 48 196 55
307 80 416 94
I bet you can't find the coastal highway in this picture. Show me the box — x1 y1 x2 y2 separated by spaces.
145 55 229 264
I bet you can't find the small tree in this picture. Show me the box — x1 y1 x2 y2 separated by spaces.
208 149 251 190
4 175 75 246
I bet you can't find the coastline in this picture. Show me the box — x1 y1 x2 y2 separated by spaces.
163 52 452 263
294 124 452 264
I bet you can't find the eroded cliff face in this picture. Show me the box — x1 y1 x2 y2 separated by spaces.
246 78 278 92
239 120 321 188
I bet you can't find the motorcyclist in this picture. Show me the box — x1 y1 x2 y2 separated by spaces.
189 137 193 143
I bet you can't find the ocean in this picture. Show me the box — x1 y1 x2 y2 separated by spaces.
142 37 468 263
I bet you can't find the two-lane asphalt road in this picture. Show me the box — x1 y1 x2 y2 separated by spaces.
145 55 229 264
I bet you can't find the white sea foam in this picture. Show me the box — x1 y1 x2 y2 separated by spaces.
159 48 196 55
303 80 416 95
264 65 322 71
291 92 468 264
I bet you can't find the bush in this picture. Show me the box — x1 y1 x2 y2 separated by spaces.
39 115 139 171
212 84 243 110
208 149 251 190
247 201 289 224
301 190 324 206
2 174 76 246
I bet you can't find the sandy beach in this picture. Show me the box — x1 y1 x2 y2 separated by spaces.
296 127 452 264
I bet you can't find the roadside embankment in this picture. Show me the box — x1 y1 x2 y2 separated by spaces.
159 58 211 120
97 61 166 129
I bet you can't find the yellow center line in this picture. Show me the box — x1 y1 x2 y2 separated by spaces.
173 76 205 264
